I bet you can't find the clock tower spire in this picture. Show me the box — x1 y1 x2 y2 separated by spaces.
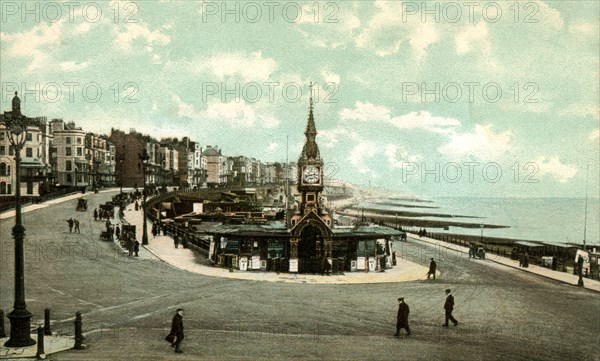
297 82 324 215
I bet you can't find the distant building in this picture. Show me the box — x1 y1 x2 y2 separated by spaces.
0 92 48 198
51 120 89 188
203 145 227 187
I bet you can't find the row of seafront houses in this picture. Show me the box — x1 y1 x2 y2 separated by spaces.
0 92 296 206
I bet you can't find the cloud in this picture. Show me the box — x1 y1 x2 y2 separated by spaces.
113 22 171 52
589 129 599 141
355 1 440 58
385 145 422 168
340 101 390 122
266 142 279 152
533 156 577 183
340 102 460 134
455 22 490 56
321 67 340 85
173 95 279 129
190 52 277 82
349 140 379 175
559 104 599 119
1 20 64 72
59 61 90 72
438 124 515 161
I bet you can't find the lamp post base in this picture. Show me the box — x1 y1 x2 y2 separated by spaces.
4 309 35 347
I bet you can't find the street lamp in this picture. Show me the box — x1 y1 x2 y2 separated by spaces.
139 149 150 245
118 154 125 194
3 115 36 347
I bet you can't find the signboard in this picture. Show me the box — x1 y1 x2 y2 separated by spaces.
193 202 203 214
252 255 261 270
368 259 376 271
239 257 248 271
351 260 357 271
289 259 298 273
357 257 365 270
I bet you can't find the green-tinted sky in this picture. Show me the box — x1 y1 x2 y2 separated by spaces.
1 0 598 197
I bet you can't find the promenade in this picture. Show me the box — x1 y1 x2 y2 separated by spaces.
1 190 598 360
408 234 600 293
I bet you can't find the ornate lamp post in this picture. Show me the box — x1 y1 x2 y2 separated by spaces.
139 149 150 245
3 113 36 347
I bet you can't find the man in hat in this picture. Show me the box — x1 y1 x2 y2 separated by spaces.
166 308 184 353
394 297 411 337
443 289 458 327
426 258 437 280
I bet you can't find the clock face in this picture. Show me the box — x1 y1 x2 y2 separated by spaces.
303 166 320 184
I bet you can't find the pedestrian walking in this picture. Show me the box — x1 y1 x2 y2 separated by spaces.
152 223 158 238
93 208 98 221
174 234 179 249
442 289 458 327
165 308 184 353
427 258 437 280
115 225 121 240
66 218 74 233
135 201 139 211
74 219 80 234
134 239 140 257
127 231 134 256
394 297 411 337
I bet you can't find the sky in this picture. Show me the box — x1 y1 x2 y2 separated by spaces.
1 0 598 198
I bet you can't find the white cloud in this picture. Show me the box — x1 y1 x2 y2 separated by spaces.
438 124 515 161
1 20 64 72
340 101 390 122
533 156 577 183
173 95 279 129
355 1 439 58
569 23 596 37
58 61 90 72
385 145 421 168
266 142 279 152
113 22 171 52
559 104 599 119
340 102 460 134
349 140 379 175
321 67 340 85
192 52 277 82
455 22 490 55
588 129 599 141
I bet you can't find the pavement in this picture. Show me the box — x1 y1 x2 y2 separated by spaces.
0 335 75 359
409 233 600 292
123 203 433 284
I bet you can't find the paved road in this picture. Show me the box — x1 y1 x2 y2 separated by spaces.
1 191 598 361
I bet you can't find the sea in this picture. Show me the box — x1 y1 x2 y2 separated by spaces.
358 197 600 246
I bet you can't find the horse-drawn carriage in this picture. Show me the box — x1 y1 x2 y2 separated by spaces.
76 198 88 211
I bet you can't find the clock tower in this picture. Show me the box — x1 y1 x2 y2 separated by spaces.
297 83 324 215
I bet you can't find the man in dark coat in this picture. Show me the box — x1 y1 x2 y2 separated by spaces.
443 289 458 326
427 258 437 279
395 297 410 336
66 218 74 233
166 308 184 353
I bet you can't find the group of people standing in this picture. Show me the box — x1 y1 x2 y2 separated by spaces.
395 289 459 337
66 218 81 233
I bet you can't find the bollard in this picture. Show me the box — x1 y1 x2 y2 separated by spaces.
36 326 45 359
73 312 86 349
0 309 6 338
44 309 52 336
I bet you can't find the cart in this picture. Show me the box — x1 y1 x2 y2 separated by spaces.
76 198 88 211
